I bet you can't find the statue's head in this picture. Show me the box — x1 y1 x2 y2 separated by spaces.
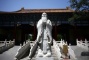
41 12 47 23
42 12 47 17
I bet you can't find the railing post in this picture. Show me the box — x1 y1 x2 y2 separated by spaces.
4 39 7 46
13 39 15 45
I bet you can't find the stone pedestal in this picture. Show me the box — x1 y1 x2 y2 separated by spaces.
36 57 54 60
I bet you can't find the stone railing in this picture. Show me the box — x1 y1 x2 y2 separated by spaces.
56 39 77 59
0 39 15 54
29 40 38 59
53 39 61 60
58 39 68 50
68 45 77 60
15 40 30 60
29 41 34 43
76 39 89 51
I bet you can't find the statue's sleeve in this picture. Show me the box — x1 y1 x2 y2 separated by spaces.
36 19 42 42
37 19 40 29
47 19 52 31
46 19 52 44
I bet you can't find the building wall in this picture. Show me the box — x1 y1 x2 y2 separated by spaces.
0 13 89 45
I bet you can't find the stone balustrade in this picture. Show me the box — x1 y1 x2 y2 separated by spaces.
59 39 67 50
56 39 77 59
0 39 15 54
53 39 61 60
68 45 77 60
29 40 38 59
76 39 89 51
15 40 30 60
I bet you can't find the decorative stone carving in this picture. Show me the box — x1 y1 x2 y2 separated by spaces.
36 12 52 57
76 39 89 51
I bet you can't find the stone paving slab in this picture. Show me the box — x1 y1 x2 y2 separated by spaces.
0 45 89 60
0 46 20 60
36 57 54 60
70 46 89 60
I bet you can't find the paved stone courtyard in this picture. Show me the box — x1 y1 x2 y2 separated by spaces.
70 46 89 60
0 46 20 60
0 45 89 60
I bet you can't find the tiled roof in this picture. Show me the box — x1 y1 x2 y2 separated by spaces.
0 7 74 13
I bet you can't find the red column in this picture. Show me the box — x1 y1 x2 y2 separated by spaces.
33 22 36 41
55 22 57 40
13 25 16 44
14 26 16 39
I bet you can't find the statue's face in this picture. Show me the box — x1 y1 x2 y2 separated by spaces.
42 13 47 17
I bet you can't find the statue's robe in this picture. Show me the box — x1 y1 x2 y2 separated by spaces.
36 18 52 55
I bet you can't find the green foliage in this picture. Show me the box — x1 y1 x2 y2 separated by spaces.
57 34 63 41
68 13 80 21
70 0 89 11
69 0 89 21
28 34 33 41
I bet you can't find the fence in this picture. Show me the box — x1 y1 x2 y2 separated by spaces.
0 39 15 53
53 39 62 60
76 39 89 51
15 40 31 60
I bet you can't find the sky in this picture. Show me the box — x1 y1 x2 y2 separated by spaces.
0 0 70 12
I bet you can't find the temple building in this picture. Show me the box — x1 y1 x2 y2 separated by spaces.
0 7 89 45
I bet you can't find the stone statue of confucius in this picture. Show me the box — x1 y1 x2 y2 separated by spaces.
36 12 52 57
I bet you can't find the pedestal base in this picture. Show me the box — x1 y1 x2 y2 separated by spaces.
35 57 54 60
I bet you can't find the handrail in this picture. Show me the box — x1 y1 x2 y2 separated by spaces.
53 39 61 60
0 40 15 53
15 40 30 60
68 46 77 60
29 40 38 59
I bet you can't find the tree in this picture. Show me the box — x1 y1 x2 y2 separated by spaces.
70 0 89 11
69 0 89 21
